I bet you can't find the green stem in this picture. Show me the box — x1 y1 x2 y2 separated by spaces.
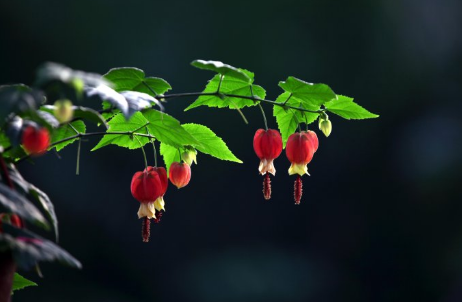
76 138 81 175
15 131 157 164
151 139 157 167
228 99 249 124
134 136 148 169
161 91 325 114
258 103 268 130
291 110 302 132
283 93 292 105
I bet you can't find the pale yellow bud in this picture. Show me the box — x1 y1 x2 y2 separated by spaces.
181 148 197 166
318 119 332 137
54 99 74 123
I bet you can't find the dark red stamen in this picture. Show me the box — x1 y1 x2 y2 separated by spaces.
154 210 163 224
294 175 303 205
263 173 271 200
141 217 151 242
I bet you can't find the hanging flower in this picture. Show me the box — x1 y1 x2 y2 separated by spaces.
285 131 319 204
169 162 191 189
131 166 168 242
253 128 283 200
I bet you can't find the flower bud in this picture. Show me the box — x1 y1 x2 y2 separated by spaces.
319 119 332 137
181 148 197 166
169 162 191 189
54 99 74 123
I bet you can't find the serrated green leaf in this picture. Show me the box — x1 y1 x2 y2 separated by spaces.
92 112 150 151
191 60 251 83
160 143 181 175
324 95 379 119
143 110 200 148
72 106 107 127
182 123 242 163
273 92 320 147
8 166 59 241
12 273 37 292
185 70 265 111
103 67 171 96
0 85 44 122
51 120 86 151
101 101 119 121
0 224 81 270
279 77 336 107
0 183 48 230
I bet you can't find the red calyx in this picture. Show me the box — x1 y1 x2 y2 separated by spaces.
169 162 191 189
21 126 50 155
253 129 283 162
286 131 318 165
131 166 167 203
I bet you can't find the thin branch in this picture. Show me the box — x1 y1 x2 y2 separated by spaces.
15 131 157 164
161 91 325 114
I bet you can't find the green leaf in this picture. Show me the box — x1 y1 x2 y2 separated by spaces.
160 143 181 175
0 85 44 122
273 92 320 147
72 106 107 127
191 60 251 83
103 67 171 96
51 120 86 151
143 110 200 148
185 70 265 111
0 224 81 270
8 166 59 241
324 95 379 119
182 123 242 163
92 112 150 151
101 101 119 121
279 77 337 107
29 185 58 242
12 273 37 292
0 183 48 230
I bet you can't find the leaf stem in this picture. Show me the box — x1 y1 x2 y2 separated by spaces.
283 93 292 105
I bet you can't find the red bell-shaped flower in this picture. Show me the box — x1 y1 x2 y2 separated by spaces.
286 131 318 176
22 126 50 155
131 166 168 242
286 131 319 204
253 129 283 200
169 162 191 189
253 129 283 176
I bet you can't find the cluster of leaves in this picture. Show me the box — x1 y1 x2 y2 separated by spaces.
0 59 377 295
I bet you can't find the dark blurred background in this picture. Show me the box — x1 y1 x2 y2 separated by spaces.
1 0 462 301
